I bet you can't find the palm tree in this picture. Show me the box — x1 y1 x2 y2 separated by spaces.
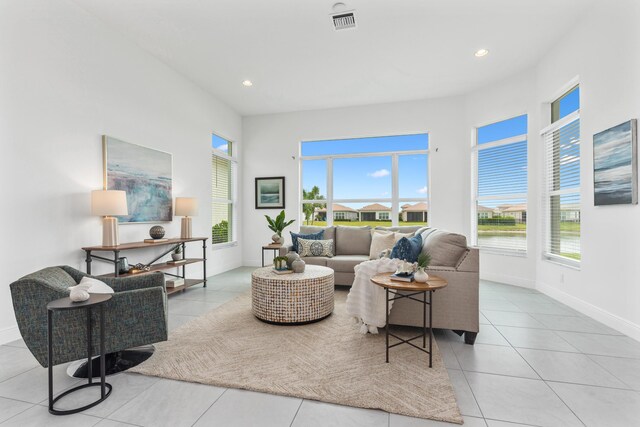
302 186 325 225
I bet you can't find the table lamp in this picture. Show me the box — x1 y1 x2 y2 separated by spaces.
91 190 128 246
175 197 198 239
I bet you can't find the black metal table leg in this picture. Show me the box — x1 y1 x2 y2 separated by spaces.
47 295 112 415
113 250 120 277
202 239 207 287
85 250 92 275
429 291 433 368
385 288 389 363
261 249 265 267
423 291 427 348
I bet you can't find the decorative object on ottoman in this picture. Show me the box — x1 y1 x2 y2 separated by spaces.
273 256 288 270
171 245 183 261
265 210 295 244
175 197 198 238
251 265 334 324
292 258 306 273
414 252 431 283
285 251 300 268
91 189 128 247
68 282 91 302
149 225 165 239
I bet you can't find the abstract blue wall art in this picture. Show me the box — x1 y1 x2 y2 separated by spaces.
593 120 637 206
103 136 173 222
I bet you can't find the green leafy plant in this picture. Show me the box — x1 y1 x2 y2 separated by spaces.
212 220 229 244
273 256 288 262
302 186 326 225
173 245 182 254
265 210 295 236
417 252 431 269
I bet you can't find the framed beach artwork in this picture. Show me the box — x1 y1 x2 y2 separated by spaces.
255 176 285 209
103 136 173 222
593 120 637 206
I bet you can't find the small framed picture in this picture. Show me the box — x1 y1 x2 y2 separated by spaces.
255 177 285 209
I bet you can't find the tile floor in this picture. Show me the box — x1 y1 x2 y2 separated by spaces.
1 267 639 426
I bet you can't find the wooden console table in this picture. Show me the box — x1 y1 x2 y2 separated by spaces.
82 237 208 295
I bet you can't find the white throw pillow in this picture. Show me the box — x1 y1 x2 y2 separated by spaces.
79 276 114 294
369 231 396 259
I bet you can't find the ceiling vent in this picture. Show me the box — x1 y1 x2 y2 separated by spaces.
332 12 356 31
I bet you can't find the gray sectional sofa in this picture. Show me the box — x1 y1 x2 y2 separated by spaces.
280 225 479 344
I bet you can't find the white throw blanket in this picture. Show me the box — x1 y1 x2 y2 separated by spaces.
346 257 402 334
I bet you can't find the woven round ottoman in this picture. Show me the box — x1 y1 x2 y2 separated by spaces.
251 265 334 325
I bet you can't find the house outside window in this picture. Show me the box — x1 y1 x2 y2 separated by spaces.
542 85 581 264
472 115 528 253
211 133 237 246
300 134 429 227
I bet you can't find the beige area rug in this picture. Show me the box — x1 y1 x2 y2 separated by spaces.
131 290 463 424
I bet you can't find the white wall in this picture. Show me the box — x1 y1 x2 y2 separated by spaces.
464 71 540 288
241 0 640 341
534 0 640 340
241 97 469 266
0 0 242 344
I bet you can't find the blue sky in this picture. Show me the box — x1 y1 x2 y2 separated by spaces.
302 134 429 202
299 87 580 206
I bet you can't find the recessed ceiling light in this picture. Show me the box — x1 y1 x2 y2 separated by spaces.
242 80 253 87
474 49 489 58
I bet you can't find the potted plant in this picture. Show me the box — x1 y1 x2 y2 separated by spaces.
265 210 295 244
414 252 431 283
171 245 183 261
273 256 289 270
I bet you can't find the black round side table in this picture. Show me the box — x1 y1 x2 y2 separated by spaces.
47 294 113 415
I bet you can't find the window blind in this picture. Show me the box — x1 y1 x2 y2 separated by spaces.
474 116 528 253
542 112 581 263
212 152 234 244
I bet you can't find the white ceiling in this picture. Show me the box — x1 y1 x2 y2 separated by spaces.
73 0 593 116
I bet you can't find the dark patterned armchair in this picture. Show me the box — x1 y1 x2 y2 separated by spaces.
10 266 168 368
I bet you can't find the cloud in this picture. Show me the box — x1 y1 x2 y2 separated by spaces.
215 144 228 152
417 186 428 194
367 169 390 178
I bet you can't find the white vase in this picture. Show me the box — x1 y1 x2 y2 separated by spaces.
272 233 283 244
414 267 429 283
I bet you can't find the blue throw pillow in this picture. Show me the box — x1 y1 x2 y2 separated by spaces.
390 234 423 263
290 230 324 253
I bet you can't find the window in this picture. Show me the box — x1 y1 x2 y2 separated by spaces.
301 134 429 227
472 115 528 253
542 85 580 264
212 134 236 245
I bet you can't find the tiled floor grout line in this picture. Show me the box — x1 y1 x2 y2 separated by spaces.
188 387 229 427
448 339 487 422
0 403 35 426
288 399 305 427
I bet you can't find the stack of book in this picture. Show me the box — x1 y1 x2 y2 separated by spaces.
390 273 415 282
272 268 293 275
165 278 185 288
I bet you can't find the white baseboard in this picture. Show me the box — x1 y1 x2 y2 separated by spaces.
481 271 536 289
537 281 640 342
0 325 21 346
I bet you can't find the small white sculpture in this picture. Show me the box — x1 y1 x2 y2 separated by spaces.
68 283 91 302
394 260 415 275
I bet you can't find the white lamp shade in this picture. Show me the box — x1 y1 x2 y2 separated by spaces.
91 190 128 216
175 197 198 217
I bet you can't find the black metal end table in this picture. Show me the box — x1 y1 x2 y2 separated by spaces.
370 273 448 368
261 243 282 267
47 294 113 415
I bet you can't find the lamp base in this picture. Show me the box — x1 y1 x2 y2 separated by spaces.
102 216 119 246
180 217 192 239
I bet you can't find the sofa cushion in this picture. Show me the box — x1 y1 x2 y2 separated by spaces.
300 256 329 267
390 234 423 262
335 226 371 255
422 230 468 267
299 226 335 245
290 230 323 253
376 226 423 234
369 231 396 259
298 238 334 258
327 255 370 273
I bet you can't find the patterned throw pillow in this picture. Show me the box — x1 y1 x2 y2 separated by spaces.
390 234 423 262
290 230 324 253
298 238 334 258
